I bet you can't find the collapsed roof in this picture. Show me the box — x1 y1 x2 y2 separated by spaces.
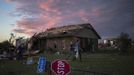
36 23 101 39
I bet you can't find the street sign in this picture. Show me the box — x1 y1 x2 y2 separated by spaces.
51 59 71 75
37 55 46 73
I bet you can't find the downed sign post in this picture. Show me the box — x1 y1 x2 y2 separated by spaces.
37 54 46 74
51 59 71 75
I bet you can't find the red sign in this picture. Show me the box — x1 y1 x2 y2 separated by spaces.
51 59 71 75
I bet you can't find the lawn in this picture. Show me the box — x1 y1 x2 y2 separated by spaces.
0 52 134 75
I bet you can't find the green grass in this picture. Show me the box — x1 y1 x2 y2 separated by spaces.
0 60 37 75
0 52 134 75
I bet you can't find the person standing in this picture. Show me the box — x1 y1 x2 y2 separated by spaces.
17 44 25 60
74 39 82 62
9 45 15 60
67 42 76 60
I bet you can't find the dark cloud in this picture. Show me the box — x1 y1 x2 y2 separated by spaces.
13 28 26 33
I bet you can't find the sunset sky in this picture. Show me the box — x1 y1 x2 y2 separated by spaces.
0 0 134 42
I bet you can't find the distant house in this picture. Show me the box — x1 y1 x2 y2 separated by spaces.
99 38 119 49
33 23 101 53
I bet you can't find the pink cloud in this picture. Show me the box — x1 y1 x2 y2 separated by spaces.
10 0 102 36
11 0 65 35
39 0 62 15
5 0 12 3
7 0 134 38
78 10 90 22
40 0 52 12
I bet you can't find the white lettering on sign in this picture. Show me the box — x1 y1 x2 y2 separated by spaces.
57 61 65 75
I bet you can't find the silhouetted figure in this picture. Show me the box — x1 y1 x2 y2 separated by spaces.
9 45 15 60
17 44 25 60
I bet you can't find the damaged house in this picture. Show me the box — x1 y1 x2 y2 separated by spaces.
33 23 101 53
